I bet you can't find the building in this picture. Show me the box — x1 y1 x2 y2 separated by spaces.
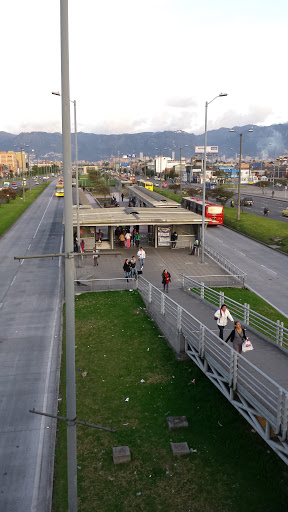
0 151 21 175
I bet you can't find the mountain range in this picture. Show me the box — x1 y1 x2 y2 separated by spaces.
0 123 287 162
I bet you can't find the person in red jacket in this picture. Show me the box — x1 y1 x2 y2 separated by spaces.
162 269 171 293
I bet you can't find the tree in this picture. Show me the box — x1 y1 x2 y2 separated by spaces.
207 187 234 205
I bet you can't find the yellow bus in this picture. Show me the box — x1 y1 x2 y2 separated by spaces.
136 179 153 191
55 183 64 197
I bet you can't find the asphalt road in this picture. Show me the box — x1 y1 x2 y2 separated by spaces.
0 182 64 512
230 194 288 222
206 226 288 317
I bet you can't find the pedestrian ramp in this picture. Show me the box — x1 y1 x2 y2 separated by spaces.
137 276 288 466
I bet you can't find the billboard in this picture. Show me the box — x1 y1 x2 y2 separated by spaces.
195 146 218 154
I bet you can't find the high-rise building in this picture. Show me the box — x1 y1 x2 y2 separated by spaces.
0 151 20 173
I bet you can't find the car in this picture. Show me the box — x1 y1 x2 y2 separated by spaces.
154 183 160 187
11 182 18 190
240 196 254 206
282 209 288 217
162 182 168 188
35 181 39 185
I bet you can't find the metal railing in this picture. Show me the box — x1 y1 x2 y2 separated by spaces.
182 276 288 350
75 277 138 293
137 276 288 464
204 242 247 286
181 274 244 288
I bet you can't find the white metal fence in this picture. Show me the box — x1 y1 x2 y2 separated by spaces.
182 276 288 350
75 277 138 293
137 276 288 465
204 242 247 287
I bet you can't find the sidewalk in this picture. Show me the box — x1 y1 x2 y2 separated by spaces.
76 245 288 392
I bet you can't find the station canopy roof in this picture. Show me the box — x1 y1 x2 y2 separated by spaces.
130 185 180 208
72 206 209 227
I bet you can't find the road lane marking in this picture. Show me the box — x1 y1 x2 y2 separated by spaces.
210 236 223 242
33 193 54 239
235 250 246 256
28 243 31 250
31 245 62 512
261 265 277 275
11 276 17 286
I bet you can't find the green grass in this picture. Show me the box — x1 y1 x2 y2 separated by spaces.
52 291 288 512
223 207 288 253
157 189 182 203
0 184 49 237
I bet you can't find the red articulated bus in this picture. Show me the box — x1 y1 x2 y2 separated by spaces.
181 197 224 225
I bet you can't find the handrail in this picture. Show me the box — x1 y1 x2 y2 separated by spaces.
137 276 288 461
182 275 288 350
204 242 247 286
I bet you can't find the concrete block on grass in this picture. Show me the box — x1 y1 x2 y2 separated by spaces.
167 416 188 430
171 442 190 457
113 446 131 464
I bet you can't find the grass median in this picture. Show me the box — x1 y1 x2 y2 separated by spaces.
0 184 49 237
223 207 288 253
52 290 288 512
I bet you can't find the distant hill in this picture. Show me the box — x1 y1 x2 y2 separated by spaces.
0 124 287 162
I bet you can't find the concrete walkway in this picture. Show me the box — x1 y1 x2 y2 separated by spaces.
76 245 288 392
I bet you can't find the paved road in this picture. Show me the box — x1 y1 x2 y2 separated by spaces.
229 194 288 222
0 182 63 512
206 226 288 317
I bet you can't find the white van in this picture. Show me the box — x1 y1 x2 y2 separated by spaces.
3 182 10 188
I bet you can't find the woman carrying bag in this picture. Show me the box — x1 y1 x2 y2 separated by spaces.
225 321 252 354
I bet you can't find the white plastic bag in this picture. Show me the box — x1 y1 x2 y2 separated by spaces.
242 337 253 352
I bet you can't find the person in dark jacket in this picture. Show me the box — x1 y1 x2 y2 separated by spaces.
225 321 247 354
162 269 171 293
123 259 131 282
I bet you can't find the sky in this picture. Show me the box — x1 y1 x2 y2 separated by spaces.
2 0 288 136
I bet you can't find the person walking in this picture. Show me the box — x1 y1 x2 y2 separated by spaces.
137 247 146 270
225 321 247 354
80 239 85 253
130 256 138 279
162 269 171 293
121 192 124 202
125 230 131 248
214 304 234 340
191 237 199 255
119 231 125 248
123 258 131 282
92 246 99 266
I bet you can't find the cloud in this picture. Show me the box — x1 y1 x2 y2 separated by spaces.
165 97 197 109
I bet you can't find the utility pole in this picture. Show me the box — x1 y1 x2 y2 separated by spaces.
60 0 78 510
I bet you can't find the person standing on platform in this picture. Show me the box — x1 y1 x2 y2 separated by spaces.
93 246 99 266
119 231 125 248
125 230 131 248
130 256 138 279
80 239 85 253
134 231 140 248
137 247 146 270
171 231 178 248
121 192 124 202
123 258 131 281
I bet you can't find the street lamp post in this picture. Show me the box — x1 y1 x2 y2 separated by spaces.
179 145 188 197
53 91 80 250
201 93 227 264
229 127 253 220
59 0 78 510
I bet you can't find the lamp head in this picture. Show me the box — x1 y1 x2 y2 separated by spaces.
248 128 253 132
52 91 61 96
219 93 228 97
229 129 235 133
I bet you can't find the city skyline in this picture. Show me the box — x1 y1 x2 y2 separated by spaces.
2 0 288 136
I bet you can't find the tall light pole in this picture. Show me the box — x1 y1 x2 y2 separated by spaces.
53 91 80 250
229 127 253 220
59 1 78 510
201 93 227 263
269 143 276 190
179 145 188 197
